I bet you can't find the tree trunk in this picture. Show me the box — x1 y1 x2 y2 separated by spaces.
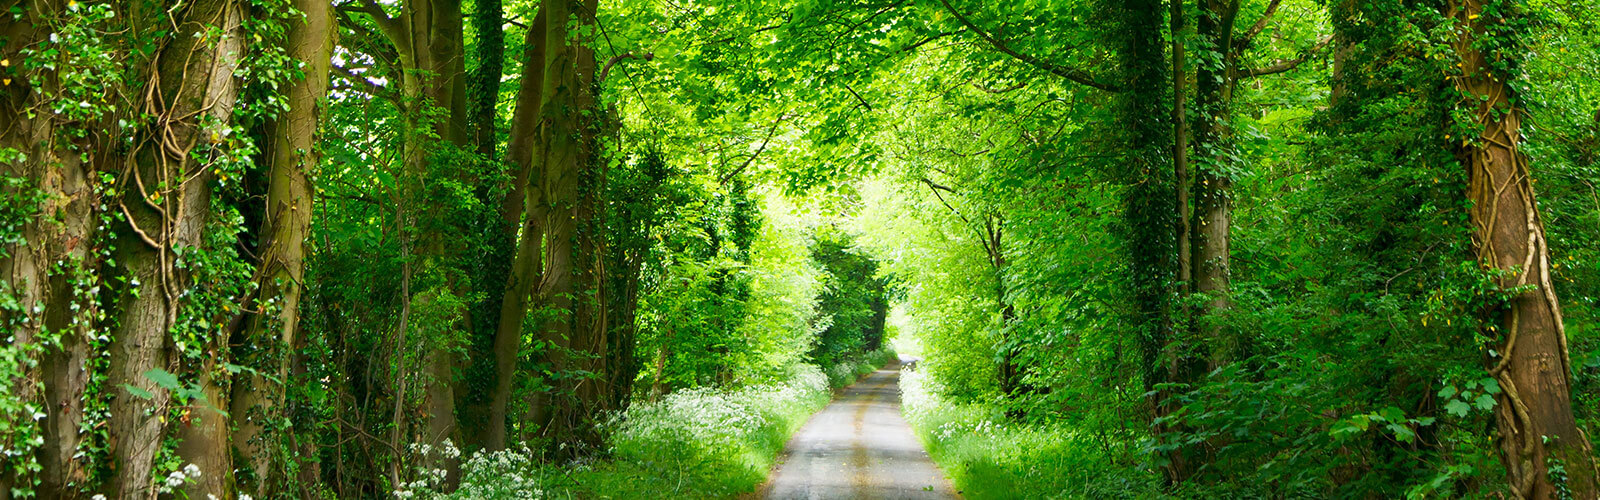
470 0 504 162
1115 0 1178 486
1172 0 1192 291
525 0 604 449
103 1 244 497
177 359 234 500
487 6 550 451
376 0 470 474
0 2 100 494
228 0 334 493
1449 0 1600 496
1191 0 1238 367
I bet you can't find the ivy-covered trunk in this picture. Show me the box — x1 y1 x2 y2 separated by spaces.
1191 0 1238 366
0 2 103 495
228 0 334 493
1114 0 1179 484
106 0 244 496
1449 0 1599 496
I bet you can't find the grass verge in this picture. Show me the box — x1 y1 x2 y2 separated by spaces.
898 368 1161 499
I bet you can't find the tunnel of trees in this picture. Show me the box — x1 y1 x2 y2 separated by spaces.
0 0 1596 498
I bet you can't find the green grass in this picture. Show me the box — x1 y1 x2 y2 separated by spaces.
898 369 1162 499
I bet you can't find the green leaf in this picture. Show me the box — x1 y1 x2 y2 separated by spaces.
1480 377 1500 395
121 384 153 400
1473 393 1496 411
1437 385 1458 400
143 368 180 390
1445 399 1471 417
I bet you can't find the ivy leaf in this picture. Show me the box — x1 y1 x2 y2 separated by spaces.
1445 399 1471 417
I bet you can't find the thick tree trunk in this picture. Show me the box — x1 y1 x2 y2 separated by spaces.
1114 0 1178 487
228 0 334 493
376 0 470 474
177 360 233 500
487 7 549 451
525 0 605 449
107 0 244 497
0 3 99 495
1448 0 1599 496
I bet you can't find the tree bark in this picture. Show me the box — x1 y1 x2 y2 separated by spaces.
1448 0 1600 496
107 0 245 496
487 6 549 451
470 0 504 161
526 0 605 449
228 0 334 493
0 2 101 495
373 0 471 475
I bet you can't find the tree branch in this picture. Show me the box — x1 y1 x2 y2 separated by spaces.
935 0 1121 92
719 115 787 185
973 82 1026 94
339 0 405 47
1242 35 1332 78
844 82 872 111
599 52 654 84
332 64 391 98
1238 0 1283 47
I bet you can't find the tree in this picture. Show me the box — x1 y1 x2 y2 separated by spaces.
229 0 336 494
1448 0 1599 495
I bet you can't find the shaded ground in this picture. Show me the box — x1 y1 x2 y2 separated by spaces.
760 362 959 500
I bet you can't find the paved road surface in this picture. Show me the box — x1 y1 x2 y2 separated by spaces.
761 363 959 500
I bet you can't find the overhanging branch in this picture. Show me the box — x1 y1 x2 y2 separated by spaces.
935 0 1121 92
1242 35 1332 78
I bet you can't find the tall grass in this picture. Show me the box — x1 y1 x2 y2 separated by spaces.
437 350 895 499
899 368 1161 499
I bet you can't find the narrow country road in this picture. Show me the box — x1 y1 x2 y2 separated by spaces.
761 362 960 500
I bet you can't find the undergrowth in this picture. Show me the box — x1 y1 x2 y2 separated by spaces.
899 368 1162 499
438 350 895 499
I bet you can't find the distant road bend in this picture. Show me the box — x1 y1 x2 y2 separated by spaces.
760 360 959 500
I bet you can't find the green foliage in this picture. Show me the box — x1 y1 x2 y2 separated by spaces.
901 367 1161 499
808 228 892 367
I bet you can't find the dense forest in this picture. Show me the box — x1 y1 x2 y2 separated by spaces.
0 0 1596 498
